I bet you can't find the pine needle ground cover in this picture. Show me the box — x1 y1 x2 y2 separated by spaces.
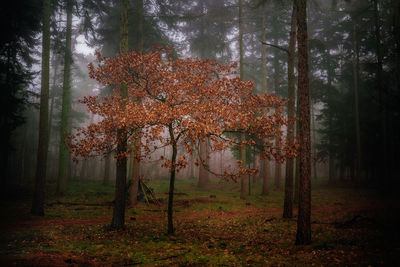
1 179 398 266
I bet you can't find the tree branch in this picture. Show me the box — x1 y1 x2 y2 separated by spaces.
260 41 290 55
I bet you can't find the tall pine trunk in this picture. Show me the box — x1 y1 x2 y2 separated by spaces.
373 0 387 182
47 54 58 148
295 0 312 245
326 50 336 184
352 19 362 183
283 3 297 219
111 0 129 229
47 54 59 180
273 25 281 190
31 0 50 216
238 0 247 200
311 99 317 180
260 4 269 196
392 0 400 182
294 89 300 203
129 0 143 206
56 0 73 195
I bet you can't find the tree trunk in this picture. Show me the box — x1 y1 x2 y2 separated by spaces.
252 147 257 184
261 156 269 195
47 55 58 145
274 158 281 189
239 0 247 200
248 163 251 195
129 0 143 206
31 0 50 216
19 123 29 184
111 0 129 229
283 3 296 219
273 23 281 190
103 153 111 185
260 3 270 196
311 99 317 180
339 160 345 182
392 0 400 182
326 50 335 184
129 138 140 206
56 0 73 195
136 0 143 51
373 0 387 183
196 1 211 187
190 141 195 178
294 83 300 203
352 19 362 184
47 53 59 181
198 138 209 188
111 142 127 229
295 0 312 245
80 159 88 180
167 124 177 234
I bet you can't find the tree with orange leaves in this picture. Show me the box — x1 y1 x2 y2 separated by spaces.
69 48 295 234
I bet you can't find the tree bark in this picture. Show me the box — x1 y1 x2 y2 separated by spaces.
352 19 362 184
294 72 300 203
129 138 140 206
248 163 251 195
294 102 300 203
373 0 387 182
198 138 209 188
31 0 50 216
79 159 87 180
111 0 129 229
295 0 312 245
274 154 281 189
311 99 317 180
56 0 73 195
260 3 270 196
283 3 297 219
392 0 400 182
238 0 247 200
261 156 270 195
129 0 143 206
190 140 195 178
47 53 58 147
273 22 281 190
103 152 111 185
326 50 335 184
47 53 58 180
167 124 177 234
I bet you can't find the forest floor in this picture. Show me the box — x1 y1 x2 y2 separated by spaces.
0 178 399 266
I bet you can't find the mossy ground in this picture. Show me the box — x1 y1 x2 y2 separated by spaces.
0 178 398 266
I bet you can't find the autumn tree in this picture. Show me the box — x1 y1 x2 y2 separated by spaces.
69 48 292 234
